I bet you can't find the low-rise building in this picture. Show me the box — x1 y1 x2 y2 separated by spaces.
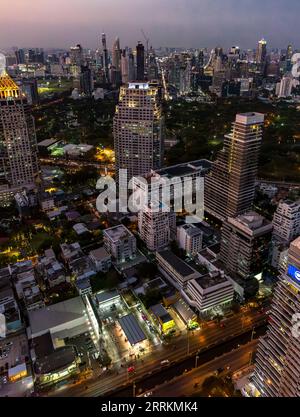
76 279 92 296
39 192 55 212
0 288 22 334
31 331 79 386
149 303 175 334
156 249 201 288
89 247 111 272
73 223 89 236
13 266 44 312
103 224 137 265
27 296 89 339
38 250 67 288
172 298 197 325
184 270 234 317
177 224 203 256
60 242 82 264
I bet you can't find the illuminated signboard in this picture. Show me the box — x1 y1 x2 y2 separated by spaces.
287 264 300 286
128 83 149 90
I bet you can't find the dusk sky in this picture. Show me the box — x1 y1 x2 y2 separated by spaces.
1 0 299 50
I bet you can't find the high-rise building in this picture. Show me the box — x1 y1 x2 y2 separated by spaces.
251 237 300 397
205 112 264 221
275 73 293 98
27 48 44 64
136 41 145 81
111 37 121 86
101 33 109 83
272 199 300 244
69 44 83 66
121 49 129 84
256 38 267 64
138 201 176 251
113 82 164 185
15 49 25 65
69 44 83 83
128 51 135 82
286 44 293 60
0 55 40 206
79 65 93 96
148 46 158 80
219 211 272 280
21 79 39 105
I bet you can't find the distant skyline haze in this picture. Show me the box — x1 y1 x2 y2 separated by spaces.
1 0 299 49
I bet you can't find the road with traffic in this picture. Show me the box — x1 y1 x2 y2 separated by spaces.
47 308 266 397
143 340 258 397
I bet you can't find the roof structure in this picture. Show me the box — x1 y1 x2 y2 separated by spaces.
118 314 146 345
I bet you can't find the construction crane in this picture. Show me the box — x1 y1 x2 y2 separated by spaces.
141 29 150 57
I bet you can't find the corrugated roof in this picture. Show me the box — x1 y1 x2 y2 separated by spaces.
118 314 146 345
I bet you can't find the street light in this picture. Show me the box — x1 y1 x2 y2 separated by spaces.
195 355 199 368
133 381 136 397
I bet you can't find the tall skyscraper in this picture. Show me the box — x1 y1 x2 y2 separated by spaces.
275 73 293 98
256 38 267 64
113 82 164 186
79 65 93 96
252 236 300 397
69 44 83 66
111 37 121 86
205 112 264 221
101 33 109 83
121 49 129 84
286 44 293 60
21 79 39 105
0 55 40 206
69 44 83 82
136 41 145 81
15 49 25 65
128 51 135 82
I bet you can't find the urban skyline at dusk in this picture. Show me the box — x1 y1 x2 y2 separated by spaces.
1 0 300 405
1 0 300 49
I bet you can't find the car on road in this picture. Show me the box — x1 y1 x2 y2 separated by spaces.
127 366 135 373
215 367 225 375
160 359 170 366
143 391 152 397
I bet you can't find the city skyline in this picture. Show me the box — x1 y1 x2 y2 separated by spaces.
1 0 300 50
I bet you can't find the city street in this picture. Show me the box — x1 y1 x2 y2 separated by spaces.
47 308 266 397
146 340 258 397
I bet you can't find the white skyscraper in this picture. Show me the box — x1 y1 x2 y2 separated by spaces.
276 73 294 98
